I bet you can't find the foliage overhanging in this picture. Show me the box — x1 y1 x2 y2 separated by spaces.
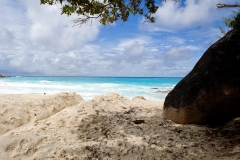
40 0 240 27
40 0 180 25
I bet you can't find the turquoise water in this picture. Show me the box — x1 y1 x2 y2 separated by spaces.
0 77 181 100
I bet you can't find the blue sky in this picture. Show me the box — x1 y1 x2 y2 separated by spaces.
0 0 238 77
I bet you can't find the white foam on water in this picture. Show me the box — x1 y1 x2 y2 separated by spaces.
39 80 52 84
0 77 178 100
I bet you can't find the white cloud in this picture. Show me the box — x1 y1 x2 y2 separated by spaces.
125 41 144 57
0 0 103 76
0 28 14 44
0 0 234 77
114 36 151 51
123 41 145 64
162 47 193 67
140 0 236 31
167 36 185 45
25 0 100 52
164 47 192 61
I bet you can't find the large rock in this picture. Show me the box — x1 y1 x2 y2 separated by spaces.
0 74 11 78
163 29 240 125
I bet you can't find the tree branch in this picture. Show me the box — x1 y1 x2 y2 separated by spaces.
217 3 240 8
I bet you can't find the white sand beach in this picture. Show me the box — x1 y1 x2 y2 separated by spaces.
0 92 240 160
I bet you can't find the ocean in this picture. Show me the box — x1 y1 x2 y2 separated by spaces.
0 77 181 100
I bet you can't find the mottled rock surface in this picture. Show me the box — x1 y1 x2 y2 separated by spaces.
163 29 240 125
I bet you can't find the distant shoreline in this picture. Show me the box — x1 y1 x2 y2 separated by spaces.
0 74 11 78
3 75 183 78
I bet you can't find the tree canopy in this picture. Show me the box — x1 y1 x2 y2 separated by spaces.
218 10 239 36
40 0 240 27
40 0 181 25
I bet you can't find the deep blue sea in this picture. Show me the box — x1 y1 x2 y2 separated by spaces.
0 77 182 100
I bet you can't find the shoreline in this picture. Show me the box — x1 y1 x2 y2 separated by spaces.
0 92 239 159
0 76 179 100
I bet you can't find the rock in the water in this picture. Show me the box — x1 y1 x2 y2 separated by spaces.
163 29 240 125
0 74 10 78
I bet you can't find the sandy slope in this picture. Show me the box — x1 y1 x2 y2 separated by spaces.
0 92 240 160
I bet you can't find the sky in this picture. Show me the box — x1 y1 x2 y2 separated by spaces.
0 0 238 77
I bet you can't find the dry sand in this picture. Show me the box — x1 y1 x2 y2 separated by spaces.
0 92 240 160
